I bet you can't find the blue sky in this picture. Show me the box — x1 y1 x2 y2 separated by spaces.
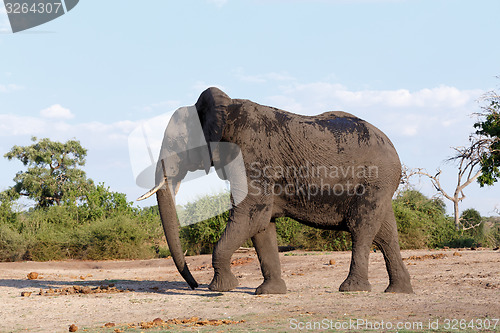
1 0 499 215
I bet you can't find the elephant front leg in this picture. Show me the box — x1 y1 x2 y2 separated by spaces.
208 219 249 292
209 194 275 292
252 222 287 295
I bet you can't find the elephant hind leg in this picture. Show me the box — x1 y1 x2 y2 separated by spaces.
373 211 413 293
339 206 381 292
339 228 375 292
252 222 287 295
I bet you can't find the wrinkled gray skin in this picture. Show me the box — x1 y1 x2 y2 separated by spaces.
155 87 413 295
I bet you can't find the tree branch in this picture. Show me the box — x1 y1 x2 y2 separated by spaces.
462 222 482 231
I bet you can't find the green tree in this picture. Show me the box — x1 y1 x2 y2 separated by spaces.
474 90 500 186
0 192 17 224
4 137 94 207
460 208 482 229
79 183 136 221
392 190 454 248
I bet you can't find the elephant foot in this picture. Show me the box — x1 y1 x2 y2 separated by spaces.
339 276 371 292
208 272 239 292
255 278 287 295
385 281 414 294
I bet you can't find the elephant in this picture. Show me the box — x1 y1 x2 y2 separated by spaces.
138 87 413 295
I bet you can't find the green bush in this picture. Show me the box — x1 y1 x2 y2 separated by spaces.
70 217 157 260
393 190 456 249
275 217 351 251
178 193 351 255
0 193 164 261
0 224 27 261
179 192 231 255
25 226 70 261
1 187 498 262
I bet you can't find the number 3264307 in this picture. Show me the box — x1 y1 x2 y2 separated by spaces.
5 2 62 14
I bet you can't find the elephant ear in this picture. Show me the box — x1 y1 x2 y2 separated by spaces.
195 87 232 143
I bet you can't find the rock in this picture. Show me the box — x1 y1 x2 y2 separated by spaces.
453 252 462 257
329 259 336 266
103 322 116 328
69 324 78 332
27 272 38 280
21 292 32 297
81 286 92 294
152 318 164 325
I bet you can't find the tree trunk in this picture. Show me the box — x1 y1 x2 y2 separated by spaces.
453 198 460 230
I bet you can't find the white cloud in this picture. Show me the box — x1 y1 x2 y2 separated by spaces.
0 113 136 140
274 83 481 111
0 114 45 136
40 104 75 119
263 82 483 138
0 84 23 93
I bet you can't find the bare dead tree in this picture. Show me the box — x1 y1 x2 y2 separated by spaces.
408 137 490 230
396 164 419 197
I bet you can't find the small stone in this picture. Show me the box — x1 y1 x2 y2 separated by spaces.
152 318 164 325
81 286 92 294
21 292 32 297
69 324 78 332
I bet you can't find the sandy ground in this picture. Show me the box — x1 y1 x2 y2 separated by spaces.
0 248 499 332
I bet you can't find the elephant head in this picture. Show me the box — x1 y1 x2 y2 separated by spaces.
137 88 244 290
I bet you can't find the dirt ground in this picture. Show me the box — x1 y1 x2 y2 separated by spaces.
0 248 499 332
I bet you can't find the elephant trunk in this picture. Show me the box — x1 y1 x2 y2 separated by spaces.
156 187 198 290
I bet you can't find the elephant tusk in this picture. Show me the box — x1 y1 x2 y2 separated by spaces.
137 178 166 201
